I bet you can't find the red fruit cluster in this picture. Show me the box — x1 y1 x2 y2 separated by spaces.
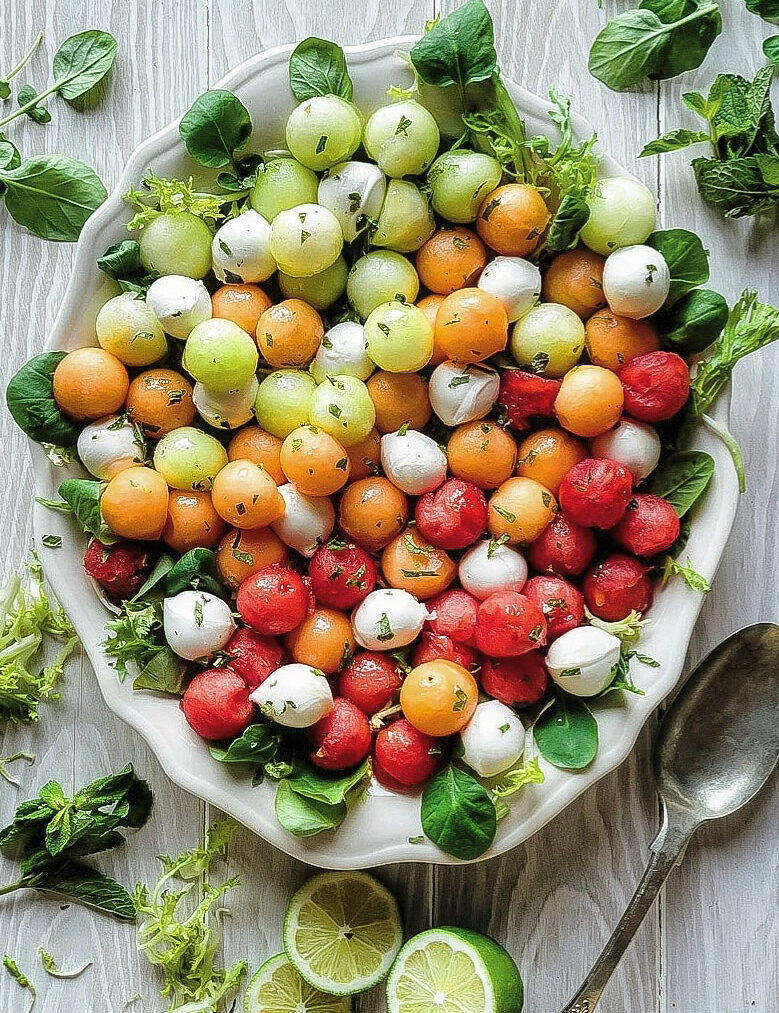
83 538 151 600
415 478 488 549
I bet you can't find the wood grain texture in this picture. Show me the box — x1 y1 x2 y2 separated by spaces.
0 0 776 1011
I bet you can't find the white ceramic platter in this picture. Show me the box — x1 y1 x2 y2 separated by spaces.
28 37 740 868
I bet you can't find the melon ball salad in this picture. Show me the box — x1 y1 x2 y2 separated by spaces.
8 2 779 862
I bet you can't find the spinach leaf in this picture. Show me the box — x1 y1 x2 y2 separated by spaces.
764 36 779 63
647 450 715 516
6 351 80 447
0 155 107 241
647 228 710 301
274 779 346 837
659 288 728 352
287 759 370 805
288 38 354 102
18 82 52 123
132 648 187 695
410 0 497 92
745 0 779 22
57 478 117 544
52 30 117 101
179 90 252 169
131 553 175 602
96 240 156 292
209 724 279 766
420 765 497 861
640 128 710 156
164 548 226 598
0 136 21 170
534 695 599 769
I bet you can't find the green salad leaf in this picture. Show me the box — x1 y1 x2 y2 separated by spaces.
647 450 715 516
275 780 347 837
38 947 92 979
179 89 252 169
0 32 43 104
659 288 729 353
164 547 227 598
51 30 117 101
288 38 354 101
0 155 107 240
745 0 779 21
274 760 371 837
660 555 712 592
18 82 52 124
646 228 710 301
6 351 80 448
56 478 117 544
209 723 279 767
421 764 497 860
410 0 497 91
534 695 599 770
2 955 36 1012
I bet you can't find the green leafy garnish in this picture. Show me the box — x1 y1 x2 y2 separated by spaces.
123 171 234 231
420 764 497 860
0 752 35 786
490 757 545 799
0 32 43 103
660 555 713 592
38 948 92 979
55 478 117 544
658 288 729 353
647 450 715 517
646 228 710 301
3 955 36 1012
6 351 80 449
179 89 252 169
533 695 599 769
288 38 354 101
585 608 649 643
274 760 371 837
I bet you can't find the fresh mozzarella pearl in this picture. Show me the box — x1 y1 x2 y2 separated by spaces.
211 210 275 283
460 700 525 778
546 626 622 697
310 321 374 383
193 377 259 430
271 482 335 557
77 415 145 480
352 588 431 650
458 540 528 600
145 275 212 339
428 361 500 426
380 429 447 496
590 418 661 483
317 161 387 243
477 257 542 322
250 663 333 728
163 591 236 661
603 245 671 319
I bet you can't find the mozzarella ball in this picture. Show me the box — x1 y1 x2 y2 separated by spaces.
352 588 431 650
271 482 335 557
590 418 661 483
579 177 656 256
193 377 259 430
310 321 374 383
545 626 622 697
477 257 542 322
317 160 387 243
428 361 500 426
77 415 145 480
270 203 343 278
250 663 333 728
163 591 236 661
603 245 671 319
461 700 525 778
380 429 447 496
211 210 276 283
145 275 212 339
458 540 528 600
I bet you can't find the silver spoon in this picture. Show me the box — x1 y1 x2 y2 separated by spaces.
560 622 779 1013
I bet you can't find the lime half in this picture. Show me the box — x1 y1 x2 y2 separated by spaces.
244 953 351 1013
283 871 403 995
386 927 524 1013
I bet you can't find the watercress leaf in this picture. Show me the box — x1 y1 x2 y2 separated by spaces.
132 648 187 696
6 351 80 447
764 36 779 64
534 695 599 769
0 155 107 241
58 478 117 544
179 89 252 169
34 860 136 920
659 288 729 352
209 724 279 766
96 240 143 280
0 135 20 170
288 38 354 101
691 154 779 217
745 0 779 22
410 0 497 92
287 759 371 805
17 83 51 123
647 449 715 516
52 30 117 100
640 128 710 156
164 547 226 598
647 228 709 300
131 553 175 602
421 765 496 860
274 779 346 837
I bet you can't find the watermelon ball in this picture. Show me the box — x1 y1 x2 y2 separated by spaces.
411 630 478 670
414 478 489 550
373 718 440 788
308 541 377 609
424 588 479 647
336 651 403 716
612 493 681 558
559 458 633 529
480 652 550 708
583 552 654 621
527 511 597 577
236 565 310 635
181 667 255 741
222 627 284 690
524 575 584 641
474 591 547 658
83 538 151 600
618 350 690 423
310 697 372 771
498 369 560 432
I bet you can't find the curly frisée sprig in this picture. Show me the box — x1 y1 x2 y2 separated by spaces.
123 171 241 231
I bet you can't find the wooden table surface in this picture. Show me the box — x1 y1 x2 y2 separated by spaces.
1 1 777 1011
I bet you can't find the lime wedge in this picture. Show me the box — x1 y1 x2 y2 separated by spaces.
283 871 403 995
386 927 524 1013
244 953 351 1013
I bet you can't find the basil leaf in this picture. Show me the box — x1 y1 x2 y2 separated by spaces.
52 30 117 100
0 155 107 241
165 548 226 598
411 0 497 92
640 128 710 156
18 82 52 123
288 38 354 102
179 89 252 169
647 228 709 301
132 648 187 696
659 288 729 353
274 779 346 837
6 351 80 446
287 759 370 805
58 478 117 544
209 724 279 766
534 696 599 770
421 765 497 861
647 449 715 516
34 861 136 920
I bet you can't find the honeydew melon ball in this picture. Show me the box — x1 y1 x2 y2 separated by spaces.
249 157 319 220
579 176 657 256
270 203 343 278
278 255 348 311
308 374 376 447
153 426 228 491
285 95 363 171
96 292 167 367
254 369 317 439
183 318 258 393
139 212 213 279
363 100 440 178
510 302 586 377
347 251 420 319
427 149 503 223
364 300 434 373
371 180 435 254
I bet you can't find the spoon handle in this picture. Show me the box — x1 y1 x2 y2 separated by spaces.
559 801 698 1013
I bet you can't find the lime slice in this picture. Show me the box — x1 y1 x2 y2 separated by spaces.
244 953 351 1013
283 871 403 995
386 927 524 1013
